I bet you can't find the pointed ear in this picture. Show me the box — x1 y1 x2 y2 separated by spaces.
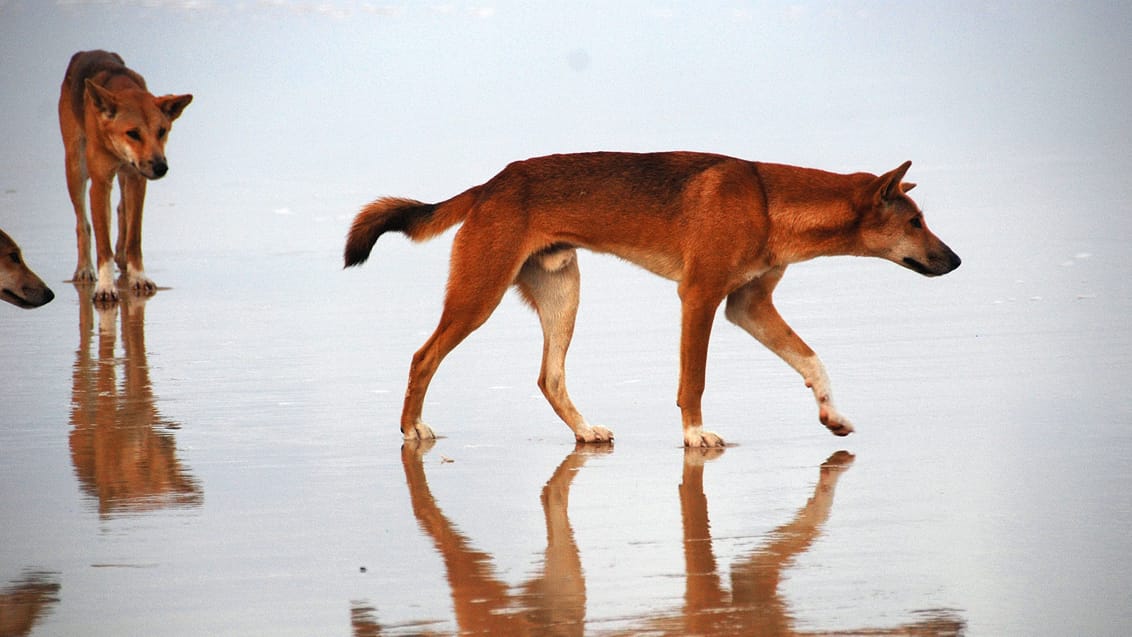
872 160 913 202
84 79 118 118
901 182 916 193
157 93 193 122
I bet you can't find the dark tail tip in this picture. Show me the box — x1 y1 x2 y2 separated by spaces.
343 197 433 268
343 225 377 268
343 204 385 268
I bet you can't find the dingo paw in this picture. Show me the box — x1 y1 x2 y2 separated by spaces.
819 406 855 436
123 273 157 296
574 424 614 444
402 422 437 441
684 427 726 448
73 266 96 283
91 283 119 305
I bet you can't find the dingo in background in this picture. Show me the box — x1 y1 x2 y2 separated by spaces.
59 50 192 304
0 228 54 309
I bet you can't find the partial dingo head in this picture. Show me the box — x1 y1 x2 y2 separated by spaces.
0 229 55 309
858 161 961 277
85 79 192 180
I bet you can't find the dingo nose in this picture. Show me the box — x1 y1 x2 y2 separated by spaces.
151 159 168 178
943 246 961 272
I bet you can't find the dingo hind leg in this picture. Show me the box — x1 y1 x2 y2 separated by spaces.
400 222 529 441
516 248 612 444
725 267 854 436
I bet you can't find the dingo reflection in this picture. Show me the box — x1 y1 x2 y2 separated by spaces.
69 289 201 516
355 446 963 635
614 450 965 636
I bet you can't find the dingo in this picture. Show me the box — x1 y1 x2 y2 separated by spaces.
344 152 960 447
0 229 55 309
59 50 192 303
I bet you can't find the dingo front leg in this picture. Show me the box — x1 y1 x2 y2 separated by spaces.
117 172 156 295
677 284 727 447
726 269 854 436
801 356 854 436
88 177 119 304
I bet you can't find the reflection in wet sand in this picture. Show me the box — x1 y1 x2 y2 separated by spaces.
0 571 60 637
615 450 965 636
357 441 602 636
68 288 201 517
349 601 384 637
360 447 964 636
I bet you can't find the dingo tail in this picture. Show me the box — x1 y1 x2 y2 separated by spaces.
343 187 479 268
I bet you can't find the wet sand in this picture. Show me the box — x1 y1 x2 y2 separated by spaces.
2 4 1131 636
2 200 1128 635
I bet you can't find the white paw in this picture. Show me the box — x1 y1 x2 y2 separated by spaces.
684 427 726 448
92 282 119 304
819 406 855 436
124 272 157 295
574 424 614 444
402 422 437 441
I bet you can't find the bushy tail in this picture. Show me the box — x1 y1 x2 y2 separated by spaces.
343 187 479 268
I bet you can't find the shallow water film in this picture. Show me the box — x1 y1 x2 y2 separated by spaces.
2 3 1131 636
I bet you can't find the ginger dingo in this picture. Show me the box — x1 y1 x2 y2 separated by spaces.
0 229 55 309
344 152 961 447
59 50 192 304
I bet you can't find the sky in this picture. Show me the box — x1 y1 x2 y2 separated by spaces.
2 2 1129 178
0 1 1129 258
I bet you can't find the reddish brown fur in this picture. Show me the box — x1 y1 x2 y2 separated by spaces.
345 151 960 446
59 50 192 304
0 229 55 309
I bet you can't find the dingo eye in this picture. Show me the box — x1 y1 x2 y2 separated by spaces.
157 127 167 139
910 216 923 229
8 252 21 265
127 129 142 141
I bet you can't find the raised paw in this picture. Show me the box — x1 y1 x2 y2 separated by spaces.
402 421 437 441
684 427 726 448
574 424 614 444
819 405 855 437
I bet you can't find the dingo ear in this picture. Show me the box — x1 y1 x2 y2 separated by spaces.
84 79 118 118
872 160 912 202
901 182 916 193
157 94 193 122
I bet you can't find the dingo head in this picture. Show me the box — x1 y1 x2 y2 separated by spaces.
857 161 961 277
85 79 192 180
0 229 55 309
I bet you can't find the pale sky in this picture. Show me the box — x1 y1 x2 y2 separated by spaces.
2 2 1128 180
1 1 1129 254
